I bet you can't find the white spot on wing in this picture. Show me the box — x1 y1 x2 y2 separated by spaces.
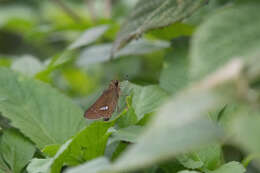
100 106 109 111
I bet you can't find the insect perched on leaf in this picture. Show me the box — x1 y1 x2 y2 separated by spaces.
84 80 120 121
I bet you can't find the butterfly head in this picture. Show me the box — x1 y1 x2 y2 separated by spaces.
109 80 119 89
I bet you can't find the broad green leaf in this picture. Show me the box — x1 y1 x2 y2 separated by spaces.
190 3 260 81
159 37 189 94
49 90 223 173
64 157 110 173
0 151 11 173
28 121 114 173
178 171 201 173
11 55 44 77
68 25 109 50
76 44 111 66
184 0 231 26
110 90 223 172
113 0 208 53
0 114 11 129
147 22 194 40
230 108 260 155
116 97 138 128
76 39 169 66
115 39 170 57
132 85 168 120
177 154 204 169
109 125 143 143
116 93 138 128
0 68 86 149
27 158 53 173
0 129 35 173
42 144 61 157
195 145 223 170
208 161 245 173
177 144 222 170
119 81 168 122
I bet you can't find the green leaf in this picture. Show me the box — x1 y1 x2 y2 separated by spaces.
27 158 53 173
184 0 230 26
64 157 110 173
76 39 169 66
109 125 143 143
113 0 208 53
0 155 10 173
110 90 223 172
132 85 168 120
159 37 189 94
11 55 44 77
230 108 260 155
195 144 223 170
208 161 245 173
42 144 61 157
115 39 170 57
28 121 114 173
0 68 86 149
147 22 194 40
177 144 222 170
118 81 168 122
190 3 260 81
76 44 111 66
68 25 109 50
115 92 138 129
0 129 35 173
115 103 138 128
177 153 204 169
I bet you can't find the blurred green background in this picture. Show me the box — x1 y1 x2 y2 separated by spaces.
0 0 172 110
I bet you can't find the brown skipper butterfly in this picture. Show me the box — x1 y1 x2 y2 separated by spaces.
84 80 120 121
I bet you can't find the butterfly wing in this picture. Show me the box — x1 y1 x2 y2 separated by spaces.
84 88 119 119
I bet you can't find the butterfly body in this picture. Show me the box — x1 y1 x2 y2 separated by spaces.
84 80 120 120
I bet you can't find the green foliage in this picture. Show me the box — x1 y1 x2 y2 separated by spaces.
113 0 208 53
190 2 260 81
208 161 245 173
0 68 86 149
159 37 189 94
0 129 35 173
64 157 110 173
0 0 260 173
28 120 114 173
109 125 143 143
177 144 223 171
